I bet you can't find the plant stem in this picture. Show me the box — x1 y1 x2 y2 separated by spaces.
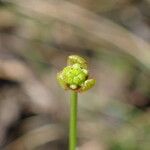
69 91 78 150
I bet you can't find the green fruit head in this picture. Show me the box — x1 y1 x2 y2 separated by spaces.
57 55 95 92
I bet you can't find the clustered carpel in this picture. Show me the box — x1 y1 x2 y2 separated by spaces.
57 55 95 92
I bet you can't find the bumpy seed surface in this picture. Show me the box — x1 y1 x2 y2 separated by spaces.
61 64 88 86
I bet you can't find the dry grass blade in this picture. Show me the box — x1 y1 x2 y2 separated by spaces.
9 0 150 69
4 124 64 150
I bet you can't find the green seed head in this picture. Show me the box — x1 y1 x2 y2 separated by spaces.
61 65 88 86
57 55 95 92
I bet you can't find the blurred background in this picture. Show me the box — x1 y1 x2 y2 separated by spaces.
0 0 150 149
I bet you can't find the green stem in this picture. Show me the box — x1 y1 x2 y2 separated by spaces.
69 91 78 150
